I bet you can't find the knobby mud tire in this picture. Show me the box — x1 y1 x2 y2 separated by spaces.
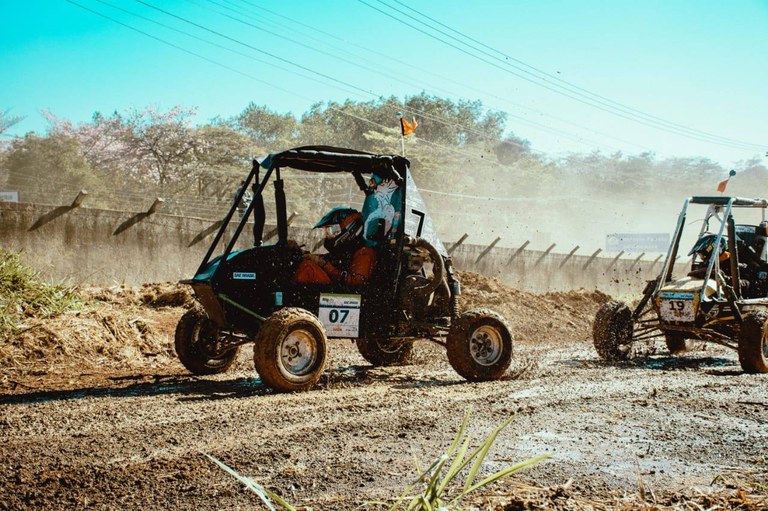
738 311 768 374
446 308 513 382
175 305 239 375
356 337 414 367
253 308 328 392
593 300 633 361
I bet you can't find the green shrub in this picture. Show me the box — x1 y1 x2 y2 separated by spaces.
0 250 83 337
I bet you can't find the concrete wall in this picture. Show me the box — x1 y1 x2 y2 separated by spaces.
1 202 680 294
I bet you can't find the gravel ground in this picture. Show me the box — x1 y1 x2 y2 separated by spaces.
2 336 766 510
1 276 766 510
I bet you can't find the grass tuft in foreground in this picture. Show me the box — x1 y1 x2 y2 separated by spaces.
380 408 549 510
207 409 548 511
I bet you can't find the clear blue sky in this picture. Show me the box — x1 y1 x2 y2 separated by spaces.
2 0 767 166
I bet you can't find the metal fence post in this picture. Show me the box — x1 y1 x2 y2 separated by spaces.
475 237 501 264
508 240 530 264
534 243 557 266
559 245 580 268
71 190 88 208
147 198 165 215
582 249 602 270
608 250 625 269
447 233 469 255
630 252 646 269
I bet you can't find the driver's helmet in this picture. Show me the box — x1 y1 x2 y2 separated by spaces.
689 234 729 262
314 207 363 252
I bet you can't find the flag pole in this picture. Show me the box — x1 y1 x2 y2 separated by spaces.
397 111 406 157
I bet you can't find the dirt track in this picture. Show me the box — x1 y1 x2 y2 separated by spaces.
1 276 767 510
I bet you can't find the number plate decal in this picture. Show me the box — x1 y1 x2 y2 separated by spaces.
319 293 361 337
659 292 696 323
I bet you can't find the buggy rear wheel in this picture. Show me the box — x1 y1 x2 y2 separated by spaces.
175 305 239 375
253 308 328 392
356 337 414 366
593 300 633 361
446 309 513 381
738 311 768 374
665 332 695 355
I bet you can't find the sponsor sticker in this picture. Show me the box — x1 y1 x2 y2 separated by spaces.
233 272 256 280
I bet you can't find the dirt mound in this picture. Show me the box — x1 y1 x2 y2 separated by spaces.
1 283 189 376
459 271 609 343
84 282 194 308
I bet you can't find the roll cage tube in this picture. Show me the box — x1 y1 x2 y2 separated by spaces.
698 199 734 303
655 197 739 301
195 162 275 276
274 167 288 244
727 214 741 298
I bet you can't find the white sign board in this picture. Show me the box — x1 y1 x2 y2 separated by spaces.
318 293 361 338
0 191 19 203
606 233 669 253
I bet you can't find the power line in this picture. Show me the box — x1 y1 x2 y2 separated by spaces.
75 0 627 157
67 1 543 160
387 0 764 151
92 0 365 99
195 0 622 153
59 0 656 178
228 0 647 152
360 0 765 153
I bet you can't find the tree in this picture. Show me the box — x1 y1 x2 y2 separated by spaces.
120 106 205 185
234 103 297 149
42 109 127 174
495 133 532 165
3 133 97 199
0 109 24 137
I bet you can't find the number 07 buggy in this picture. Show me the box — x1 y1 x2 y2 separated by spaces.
175 146 514 392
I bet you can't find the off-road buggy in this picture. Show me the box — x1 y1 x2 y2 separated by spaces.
176 146 513 392
593 196 768 373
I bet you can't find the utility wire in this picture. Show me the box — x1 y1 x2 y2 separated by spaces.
229 0 647 152
387 0 764 150
69 1 547 160
93 0 365 98
193 0 620 153
361 0 764 152
78 0 623 157
133 0 378 99
62 0 627 175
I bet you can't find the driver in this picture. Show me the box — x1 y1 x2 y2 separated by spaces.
294 207 376 286
688 234 729 277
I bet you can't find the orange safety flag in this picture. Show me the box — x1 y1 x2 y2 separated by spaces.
717 178 729 193
400 116 417 136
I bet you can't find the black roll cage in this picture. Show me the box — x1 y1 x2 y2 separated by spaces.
195 146 410 277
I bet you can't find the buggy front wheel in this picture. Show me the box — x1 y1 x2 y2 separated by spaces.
593 300 633 361
446 309 513 381
253 308 328 392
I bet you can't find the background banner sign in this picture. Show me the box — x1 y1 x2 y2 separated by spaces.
606 233 669 253
0 191 19 203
